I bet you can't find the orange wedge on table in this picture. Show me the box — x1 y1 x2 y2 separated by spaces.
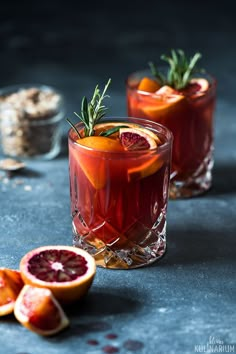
0 268 24 316
14 285 69 336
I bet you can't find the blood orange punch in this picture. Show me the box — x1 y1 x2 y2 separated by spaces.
126 50 217 198
68 80 173 269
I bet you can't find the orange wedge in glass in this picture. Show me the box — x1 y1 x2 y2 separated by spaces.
140 85 185 119
71 136 123 190
71 122 142 190
128 155 164 181
138 77 161 93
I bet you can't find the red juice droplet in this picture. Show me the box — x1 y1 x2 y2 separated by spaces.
102 345 119 353
87 339 99 346
106 333 118 340
123 339 144 351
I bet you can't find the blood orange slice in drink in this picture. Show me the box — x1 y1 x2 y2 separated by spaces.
119 126 163 180
14 285 69 336
140 85 185 119
181 78 209 97
119 126 161 150
20 245 96 304
0 268 24 316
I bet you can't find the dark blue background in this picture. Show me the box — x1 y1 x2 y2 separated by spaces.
0 1 235 353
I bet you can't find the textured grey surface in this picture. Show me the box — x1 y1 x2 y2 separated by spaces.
0 1 236 353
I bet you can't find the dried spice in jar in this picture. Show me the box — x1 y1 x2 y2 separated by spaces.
0 85 64 159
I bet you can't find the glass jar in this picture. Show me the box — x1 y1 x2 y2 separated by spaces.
0 84 65 160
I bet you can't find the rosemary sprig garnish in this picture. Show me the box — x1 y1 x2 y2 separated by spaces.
66 118 82 138
149 49 204 90
79 78 111 137
99 125 129 137
67 79 128 139
67 78 111 138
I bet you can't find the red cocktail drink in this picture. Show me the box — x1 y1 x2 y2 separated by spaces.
126 51 217 198
68 118 172 269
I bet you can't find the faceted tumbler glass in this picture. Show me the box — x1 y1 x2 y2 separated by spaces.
68 117 173 269
126 70 217 198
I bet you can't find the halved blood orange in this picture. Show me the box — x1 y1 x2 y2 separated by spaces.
14 285 69 336
0 268 24 316
19 246 96 304
140 85 185 119
137 77 161 93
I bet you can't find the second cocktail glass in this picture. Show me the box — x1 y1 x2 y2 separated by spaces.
126 50 217 198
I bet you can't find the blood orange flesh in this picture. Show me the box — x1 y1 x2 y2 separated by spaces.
180 78 209 97
14 285 69 336
20 246 96 304
27 249 88 281
119 127 160 150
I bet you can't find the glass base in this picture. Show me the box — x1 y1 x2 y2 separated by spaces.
169 154 213 199
72 221 167 269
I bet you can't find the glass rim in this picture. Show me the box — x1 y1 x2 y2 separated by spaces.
68 116 173 155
